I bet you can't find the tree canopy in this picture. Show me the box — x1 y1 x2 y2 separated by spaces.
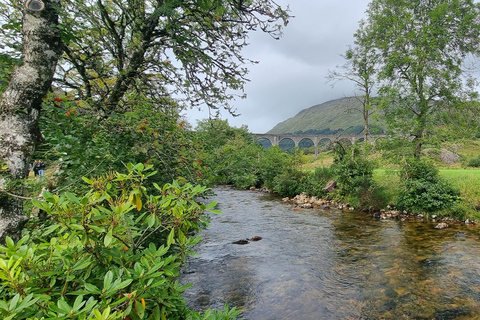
358 0 480 157
51 0 289 116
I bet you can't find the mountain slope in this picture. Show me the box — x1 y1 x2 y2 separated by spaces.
267 97 379 134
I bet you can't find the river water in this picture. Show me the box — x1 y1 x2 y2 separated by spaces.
181 186 480 319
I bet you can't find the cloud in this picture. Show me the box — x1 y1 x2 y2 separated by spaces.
184 0 371 133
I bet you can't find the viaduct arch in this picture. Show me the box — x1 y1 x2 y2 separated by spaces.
253 133 387 158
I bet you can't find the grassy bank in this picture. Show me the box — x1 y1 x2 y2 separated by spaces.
301 148 480 221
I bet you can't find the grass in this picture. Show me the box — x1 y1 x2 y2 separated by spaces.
440 169 480 212
299 143 480 220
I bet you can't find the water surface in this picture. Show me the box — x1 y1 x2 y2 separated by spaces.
181 186 480 319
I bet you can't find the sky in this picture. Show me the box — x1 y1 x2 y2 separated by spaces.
183 0 372 133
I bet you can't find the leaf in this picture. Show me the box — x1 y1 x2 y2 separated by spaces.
104 229 113 247
84 283 101 294
9 294 20 310
103 271 113 290
72 256 92 271
43 223 60 236
205 200 217 209
57 298 72 313
32 199 51 213
65 192 81 204
178 229 186 245
135 194 142 211
111 279 132 292
135 299 145 319
42 190 54 202
82 177 94 185
72 295 85 311
167 228 175 246
147 214 156 228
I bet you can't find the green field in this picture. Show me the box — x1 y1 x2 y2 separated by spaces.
302 149 480 219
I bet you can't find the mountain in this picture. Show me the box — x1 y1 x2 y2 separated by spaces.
267 97 382 135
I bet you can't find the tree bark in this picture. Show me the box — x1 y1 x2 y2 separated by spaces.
0 0 62 243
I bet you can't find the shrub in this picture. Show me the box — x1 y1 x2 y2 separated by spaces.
330 144 375 195
396 160 461 214
0 164 240 320
272 167 306 198
258 146 291 190
302 167 334 198
467 156 480 167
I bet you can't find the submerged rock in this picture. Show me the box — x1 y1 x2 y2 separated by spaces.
435 222 449 229
232 239 249 245
232 236 262 244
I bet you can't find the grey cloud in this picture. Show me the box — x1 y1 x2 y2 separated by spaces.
185 0 371 133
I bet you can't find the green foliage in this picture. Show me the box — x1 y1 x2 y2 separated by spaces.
301 167 334 199
0 164 239 319
467 155 480 168
360 0 480 157
38 93 208 192
209 134 263 189
194 119 254 152
196 119 313 192
49 0 290 118
272 167 306 198
330 144 375 195
271 166 334 199
396 160 461 214
258 146 293 190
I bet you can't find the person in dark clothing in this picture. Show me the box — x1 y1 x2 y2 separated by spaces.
32 160 40 177
38 160 46 176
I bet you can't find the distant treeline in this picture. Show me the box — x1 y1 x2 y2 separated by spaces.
290 125 384 135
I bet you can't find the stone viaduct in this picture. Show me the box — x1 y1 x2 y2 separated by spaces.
253 133 387 158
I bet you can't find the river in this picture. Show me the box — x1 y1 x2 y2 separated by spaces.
180 186 480 319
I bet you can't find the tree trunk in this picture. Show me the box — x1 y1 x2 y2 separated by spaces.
0 0 62 243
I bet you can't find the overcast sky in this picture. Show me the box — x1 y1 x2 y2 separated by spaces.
183 0 372 133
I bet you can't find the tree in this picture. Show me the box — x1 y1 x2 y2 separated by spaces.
51 0 290 116
0 0 63 241
0 0 290 241
328 21 380 142
359 0 480 158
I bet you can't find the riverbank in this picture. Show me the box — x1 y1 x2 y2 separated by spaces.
280 191 478 229
303 148 480 222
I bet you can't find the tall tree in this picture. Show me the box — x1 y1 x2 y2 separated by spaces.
0 0 63 241
0 0 290 241
359 0 480 158
328 20 380 142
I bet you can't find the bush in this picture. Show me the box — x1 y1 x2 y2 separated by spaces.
330 144 375 195
302 167 334 198
259 146 292 190
272 167 306 198
396 160 461 214
0 164 240 320
467 156 480 167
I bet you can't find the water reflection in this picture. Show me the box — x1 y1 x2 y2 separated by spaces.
181 186 480 319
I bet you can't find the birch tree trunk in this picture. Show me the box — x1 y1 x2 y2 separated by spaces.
0 0 62 242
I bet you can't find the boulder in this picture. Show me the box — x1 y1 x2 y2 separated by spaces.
322 180 337 193
423 148 460 165
434 222 449 229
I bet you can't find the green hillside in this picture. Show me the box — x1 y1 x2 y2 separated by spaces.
267 97 382 135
